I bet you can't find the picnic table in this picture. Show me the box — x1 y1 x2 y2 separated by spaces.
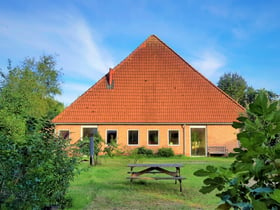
127 163 185 192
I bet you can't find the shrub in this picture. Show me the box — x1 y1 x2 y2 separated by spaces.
194 91 280 209
0 119 78 209
136 146 153 156
157 148 174 157
75 132 118 165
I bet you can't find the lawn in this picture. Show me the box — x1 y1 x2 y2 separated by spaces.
66 156 233 210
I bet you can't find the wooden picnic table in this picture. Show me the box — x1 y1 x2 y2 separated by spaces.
127 163 185 192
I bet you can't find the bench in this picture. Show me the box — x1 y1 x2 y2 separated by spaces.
127 163 186 192
207 146 227 156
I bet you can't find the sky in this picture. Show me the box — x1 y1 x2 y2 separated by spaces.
0 0 279 105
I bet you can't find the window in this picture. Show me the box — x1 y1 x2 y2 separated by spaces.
82 127 97 140
191 126 206 156
128 130 139 145
59 130 70 140
107 130 117 144
148 130 159 145
169 130 179 145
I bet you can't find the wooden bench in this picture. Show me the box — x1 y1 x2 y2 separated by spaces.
127 163 186 192
207 146 227 156
127 176 186 181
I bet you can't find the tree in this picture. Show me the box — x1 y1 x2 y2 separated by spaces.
245 87 279 105
217 72 279 107
194 91 280 209
217 72 248 106
0 55 64 140
0 55 77 209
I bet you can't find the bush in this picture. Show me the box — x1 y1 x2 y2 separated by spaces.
136 146 153 156
194 92 280 209
157 148 174 157
0 120 78 209
75 132 118 165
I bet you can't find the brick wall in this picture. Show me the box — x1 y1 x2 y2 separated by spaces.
55 124 239 156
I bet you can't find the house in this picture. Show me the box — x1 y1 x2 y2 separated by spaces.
53 35 244 156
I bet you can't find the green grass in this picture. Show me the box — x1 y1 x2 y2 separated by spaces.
66 156 233 210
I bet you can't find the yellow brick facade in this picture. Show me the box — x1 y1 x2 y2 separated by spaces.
55 124 239 156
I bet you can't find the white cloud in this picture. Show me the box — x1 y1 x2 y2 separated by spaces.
0 9 115 105
191 50 226 80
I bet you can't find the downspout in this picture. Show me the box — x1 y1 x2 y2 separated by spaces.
182 124 186 156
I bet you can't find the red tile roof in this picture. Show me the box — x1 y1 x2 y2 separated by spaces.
53 35 244 124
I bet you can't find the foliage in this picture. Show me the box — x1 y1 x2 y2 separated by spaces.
218 72 248 106
75 132 118 165
136 146 154 156
245 86 279 106
217 72 279 107
157 147 175 157
194 91 280 209
0 55 76 209
128 148 145 164
0 119 78 209
0 55 64 140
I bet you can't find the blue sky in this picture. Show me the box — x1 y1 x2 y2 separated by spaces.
0 0 279 105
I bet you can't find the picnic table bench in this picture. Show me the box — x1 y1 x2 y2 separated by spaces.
207 146 228 156
127 163 185 192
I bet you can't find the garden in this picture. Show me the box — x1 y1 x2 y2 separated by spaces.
0 56 279 209
66 156 232 210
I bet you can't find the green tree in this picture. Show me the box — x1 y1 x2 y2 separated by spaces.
245 87 279 106
218 72 248 106
0 55 64 140
194 91 280 209
0 55 76 209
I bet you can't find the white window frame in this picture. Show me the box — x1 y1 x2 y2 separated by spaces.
58 129 70 140
81 126 98 140
147 129 159 146
127 129 139 146
168 129 180 146
189 125 207 157
106 129 118 144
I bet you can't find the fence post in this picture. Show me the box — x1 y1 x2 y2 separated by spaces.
90 136 94 166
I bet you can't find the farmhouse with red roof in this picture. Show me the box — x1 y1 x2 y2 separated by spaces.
53 35 244 156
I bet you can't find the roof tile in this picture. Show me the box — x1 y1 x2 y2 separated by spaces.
53 35 244 124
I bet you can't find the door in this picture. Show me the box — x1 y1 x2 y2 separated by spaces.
190 127 206 156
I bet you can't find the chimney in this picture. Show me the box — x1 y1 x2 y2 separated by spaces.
109 68 114 85
107 68 115 89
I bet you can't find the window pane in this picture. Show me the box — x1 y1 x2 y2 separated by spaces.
169 130 179 145
128 130 138 145
107 130 117 144
191 128 206 156
83 128 97 139
148 130 158 145
59 130 69 140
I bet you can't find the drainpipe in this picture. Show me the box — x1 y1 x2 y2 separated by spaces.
182 124 186 156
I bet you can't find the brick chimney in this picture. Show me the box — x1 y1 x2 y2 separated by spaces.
107 68 115 89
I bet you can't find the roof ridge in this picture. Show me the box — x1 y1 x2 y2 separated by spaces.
112 34 167 71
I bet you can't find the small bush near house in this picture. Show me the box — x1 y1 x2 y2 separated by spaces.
75 132 119 165
136 146 154 156
157 148 175 157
